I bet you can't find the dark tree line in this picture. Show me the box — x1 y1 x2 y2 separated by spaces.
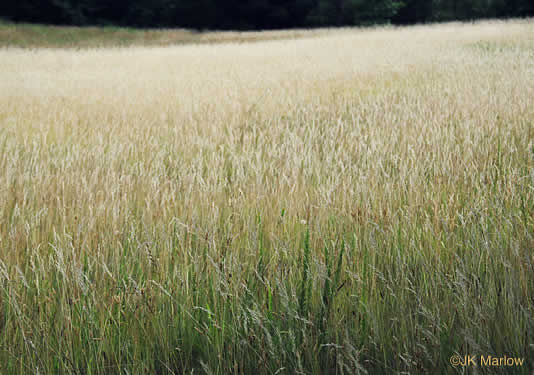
1 0 533 29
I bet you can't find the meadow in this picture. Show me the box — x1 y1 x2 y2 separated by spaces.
0 20 335 48
0 19 533 374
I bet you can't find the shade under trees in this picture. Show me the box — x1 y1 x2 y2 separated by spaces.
1 0 532 29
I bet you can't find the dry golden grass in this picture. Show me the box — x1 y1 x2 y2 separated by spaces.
0 19 533 374
0 20 342 48
2 20 532 250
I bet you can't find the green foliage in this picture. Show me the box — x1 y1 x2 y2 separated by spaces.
2 0 530 29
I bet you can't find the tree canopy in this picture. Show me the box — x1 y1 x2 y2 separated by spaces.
1 0 532 29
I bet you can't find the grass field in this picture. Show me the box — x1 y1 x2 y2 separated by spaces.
0 20 337 48
1 19 534 374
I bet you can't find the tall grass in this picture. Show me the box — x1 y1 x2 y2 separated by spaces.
0 20 340 49
0 19 533 374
